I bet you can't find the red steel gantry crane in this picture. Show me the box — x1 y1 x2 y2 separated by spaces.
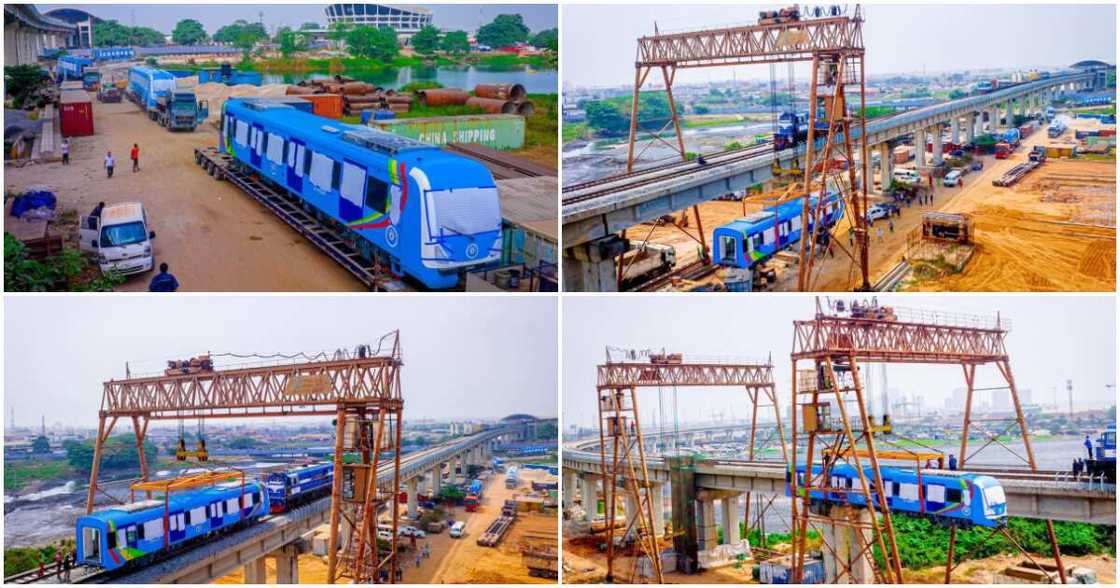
624 6 871 291
84 333 405 584
596 349 785 583
789 299 1066 584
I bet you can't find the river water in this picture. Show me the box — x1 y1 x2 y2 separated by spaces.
261 64 558 93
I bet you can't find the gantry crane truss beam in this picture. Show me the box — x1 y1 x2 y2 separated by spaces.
624 11 870 291
596 359 783 583
792 317 1008 363
85 337 405 585
636 16 863 68
788 307 1065 584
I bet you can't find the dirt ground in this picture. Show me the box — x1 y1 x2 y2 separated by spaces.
217 469 557 584
4 100 370 291
563 538 1115 585
639 115 1115 292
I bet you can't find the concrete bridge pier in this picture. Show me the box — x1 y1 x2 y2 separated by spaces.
430 465 442 496
624 492 640 539
1005 101 1014 126
458 453 467 482
949 117 960 145
564 237 625 293
651 482 666 537
966 112 977 143
878 142 893 192
720 494 740 544
274 543 302 584
244 558 267 584
913 127 926 170
696 494 719 552
821 505 874 584
406 478 419 519
581 475 600 521
668 453 700 574
931 124 944 166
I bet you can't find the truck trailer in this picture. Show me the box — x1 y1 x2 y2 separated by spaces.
127 66 177 117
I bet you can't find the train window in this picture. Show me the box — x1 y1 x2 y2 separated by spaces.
300 147 310 177
750 234 764 251
126 526 138 545
266 133 285 164
115 529 126 548
82 528 101 561
107 528 117 549
891 481 901 497
331 161 342 191
235 121 249 146
189 507 205 524
718 235 737 261
365 177 389 213
225 497 239 513
340 161 367 207
309 152 334 191
946 488 962 503
143 518 163 539
899 483 919 501
926 484 946 503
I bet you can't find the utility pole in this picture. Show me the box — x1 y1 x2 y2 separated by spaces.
1067 379 1074 418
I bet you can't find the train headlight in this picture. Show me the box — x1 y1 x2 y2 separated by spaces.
466 243 479 259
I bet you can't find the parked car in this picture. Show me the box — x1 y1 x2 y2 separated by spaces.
377 530 394 541
866 203 892 223
449 521 466 538
970 160 984 171
399 525 427 538
943 170 963 187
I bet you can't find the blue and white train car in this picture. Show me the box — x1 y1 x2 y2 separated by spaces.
713 189 844 269
75 481 268 571
127 66 177 113
265 463 333 513
220 98 502 289
788 464 1007 528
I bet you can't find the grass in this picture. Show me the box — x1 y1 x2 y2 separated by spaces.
682 115 743 129
4 460 76 492
562 122 590 142
1071 105 1116 116
246 52 554 75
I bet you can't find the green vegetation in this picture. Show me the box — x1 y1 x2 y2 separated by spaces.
62 435 158 474
275 28 308 57
1072 105 1117 116
4 460 75 492
476 14 530 48
92 20 164 47
441 30 471 56
563 122 590 142
345 26 399 61
682 116 742 129
4 65 50 109
4 234 125 292
399 81 443 93
411 25 441 56
584 92 683 136
5 540 73 577
882 514 1115 570
863 105 898 119
299 22 320 31
171 19 208 45
530 28 558 52
32 436 50 453
227 437 261 449
213 20 267 48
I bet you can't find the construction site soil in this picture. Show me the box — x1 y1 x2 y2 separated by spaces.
216 469 556 584
562 539 1115 584
632 116 1115 292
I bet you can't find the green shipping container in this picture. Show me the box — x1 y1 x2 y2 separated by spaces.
369 114 525 150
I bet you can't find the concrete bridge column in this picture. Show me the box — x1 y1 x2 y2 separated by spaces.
720 494 741 544
564 240 622 293
431 465 442 495
1016 98 1025 118
275 544 301 584
244 558 267 584
406 478 419 519
696 497 719 552
651 482 666 537
931 124 944 166
563 471 576 509
861 148 872 192
1005 101 1014 126
966 113 977 143
581 476 600 521
624 492 639 538
949 117 960 145
458 453 467 482
913 128 926 170
878 143 893 192
822 506 874 584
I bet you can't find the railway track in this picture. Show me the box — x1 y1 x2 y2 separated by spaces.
633 259 717 292
446 143 555 180
562 142 775 206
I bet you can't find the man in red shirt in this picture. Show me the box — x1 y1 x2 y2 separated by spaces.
130 143 140 172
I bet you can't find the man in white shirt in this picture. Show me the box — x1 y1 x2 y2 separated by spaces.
104 151 114 178
61 139 70 165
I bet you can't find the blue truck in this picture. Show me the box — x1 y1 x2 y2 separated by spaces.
128 67 207 131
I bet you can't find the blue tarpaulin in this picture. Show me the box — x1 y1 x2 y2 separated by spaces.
10 190 56 217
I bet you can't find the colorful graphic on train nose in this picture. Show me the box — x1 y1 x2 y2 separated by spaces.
219 97 502 289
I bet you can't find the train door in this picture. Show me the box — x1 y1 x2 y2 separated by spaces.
250 124 264 167
209 501 223 528
286 138 305 192
81 526 101 563
168 511 187 543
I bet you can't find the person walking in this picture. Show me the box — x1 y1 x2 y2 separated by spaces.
61 139 70 165
1084 435 1094 460
54 550 62 577
130 143 140 172
875 225 884 243
948 454 958 471
62 553 72 582
148 263 180 292
888 219 894 234
104 151 114 178
415 552 422 568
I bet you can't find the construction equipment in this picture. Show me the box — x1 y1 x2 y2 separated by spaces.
477 500 518 547
992 161 1041 186
522 545 559 579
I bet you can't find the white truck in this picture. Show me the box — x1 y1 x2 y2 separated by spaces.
617 240 677 290
79 202 156 277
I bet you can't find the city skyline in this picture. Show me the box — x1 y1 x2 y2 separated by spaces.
4 296 558 427
562 296 1117 429
563 4 1116 88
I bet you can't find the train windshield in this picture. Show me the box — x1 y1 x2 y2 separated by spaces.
982 485 1006 516
718 235 738 262
427 187 500 237
81 526 101 562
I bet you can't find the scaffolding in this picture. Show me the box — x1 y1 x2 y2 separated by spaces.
83 332 404 584
788 298 1065 584
623 7 871 289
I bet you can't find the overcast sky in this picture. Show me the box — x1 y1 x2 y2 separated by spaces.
42 3 558 35
563 4 1117 88
4 296 557 428
563 295 1117 429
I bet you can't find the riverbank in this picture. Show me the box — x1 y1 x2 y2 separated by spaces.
165 53 555 75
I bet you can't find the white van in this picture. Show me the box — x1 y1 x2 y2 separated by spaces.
893 168 921 185
79 202 155 276
942 169 963 187
449 521 466 538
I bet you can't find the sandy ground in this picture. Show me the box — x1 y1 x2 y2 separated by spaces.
637 116 1115 292
4 100 362 291
563 538 1115 585
216 469 556 584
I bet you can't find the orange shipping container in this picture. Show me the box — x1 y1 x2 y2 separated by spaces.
298 93 343 120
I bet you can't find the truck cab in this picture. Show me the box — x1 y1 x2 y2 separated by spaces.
82 70 101 92
79 202 156 276
159 91 208 131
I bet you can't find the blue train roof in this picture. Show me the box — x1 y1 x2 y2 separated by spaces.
80 480 262 522
226 98 493 188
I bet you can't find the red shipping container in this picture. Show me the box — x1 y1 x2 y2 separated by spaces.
60 90 94 137
1099 128 1116 137
298 93 344 120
